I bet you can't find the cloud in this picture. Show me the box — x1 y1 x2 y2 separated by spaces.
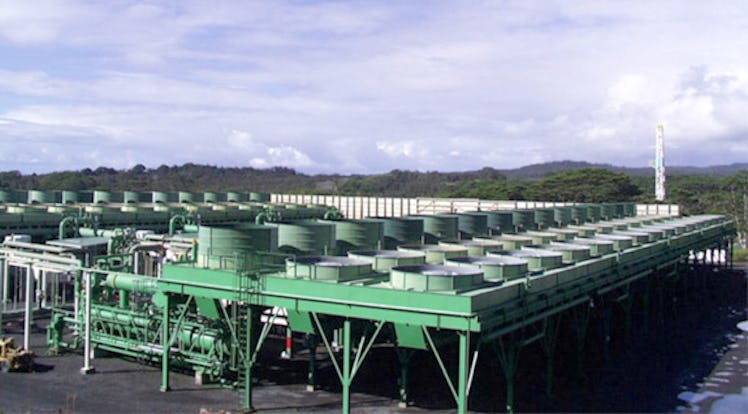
0 1 746 174
226 129 313 169
376 140 423 158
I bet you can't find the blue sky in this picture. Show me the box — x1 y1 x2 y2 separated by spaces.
0 0 746 174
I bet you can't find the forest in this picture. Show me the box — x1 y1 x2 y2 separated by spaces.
1 162 746 245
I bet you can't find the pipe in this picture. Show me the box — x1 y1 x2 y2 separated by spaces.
324 208 343 220
169 215 186 236
105 272 158 294
58 216 79 240
76 216 100 237
24 264 33 350
80 271 95 374
255 211 269 225
129 243 165 274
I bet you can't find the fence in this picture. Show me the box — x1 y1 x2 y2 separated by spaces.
271 194 679 219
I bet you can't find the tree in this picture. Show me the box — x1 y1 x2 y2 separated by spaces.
529 168 641 202
130 164 147 174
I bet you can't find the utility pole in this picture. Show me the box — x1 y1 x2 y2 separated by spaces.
655 125 666 201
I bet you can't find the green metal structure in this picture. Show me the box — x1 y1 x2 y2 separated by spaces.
0 192 737 414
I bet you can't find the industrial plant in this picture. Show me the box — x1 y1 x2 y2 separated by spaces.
0 189 737 413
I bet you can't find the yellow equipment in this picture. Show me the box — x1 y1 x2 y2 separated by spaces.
0 337 34 372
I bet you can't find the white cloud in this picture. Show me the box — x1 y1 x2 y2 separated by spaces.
226 129 312 169
0 1 746 173
376 140 424 159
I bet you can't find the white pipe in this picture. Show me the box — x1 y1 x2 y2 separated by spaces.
0 258 4 335
1 258 7 309
24 264 33 350
39 269 46 309
80 271 94 374
73 271 80 336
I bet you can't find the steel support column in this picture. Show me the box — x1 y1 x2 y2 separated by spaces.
160 293 170 391
39 269 46 309
600 302 612 363
80 271 94 374
396 347 414 408
306 333 319 392
1 258 7 309
285 327 293 359
24 264 33 351
571 302 591 378
492 335 520 414
642 277 650 333
244 305 253 411
541 316 561 396
342 319 351 414
0 258 4 336
457 330 470 414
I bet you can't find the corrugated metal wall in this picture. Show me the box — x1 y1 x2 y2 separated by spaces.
271 194 679 219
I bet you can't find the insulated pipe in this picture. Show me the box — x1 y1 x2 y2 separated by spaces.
255 211 269 225
58 216 79 240
323 208 343 220
24 264 33 350
169 215 186 236
108 228 125 255
0 258 4 335
128 244 165 274
80 271 94 374
1 258 7 309
76 216 100 237
105 273 158 294
256 208 282 225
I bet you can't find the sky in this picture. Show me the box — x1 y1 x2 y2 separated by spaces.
0 0 746 175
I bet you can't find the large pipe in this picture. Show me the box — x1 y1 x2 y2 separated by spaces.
105 273 158 294
256 208 282 225
129 243 165 275
169 215 186 236
323 208 343 220
58 216 79 240
81 271 94 374
24 264 33 350
255 211 269 225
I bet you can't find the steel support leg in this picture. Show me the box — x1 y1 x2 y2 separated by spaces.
493 336 519 414
396 347 414 408
160 293 170 391
571 303 590 379
457 331 470 414
601 304 612 363
24 264 33 351
80 271 94 374
0 258 3 336
342 319 351 414
655 276 665 330
306 333 319 392
1 258 8 310
542 316 561 396
244 306 253 411
39 269 45 309
73 271 81 338
642 278 650 333
285 327 293 359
